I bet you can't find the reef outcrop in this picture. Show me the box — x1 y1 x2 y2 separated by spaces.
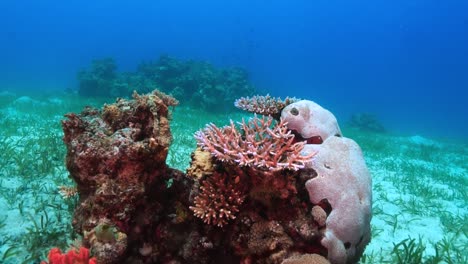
60 92 371 264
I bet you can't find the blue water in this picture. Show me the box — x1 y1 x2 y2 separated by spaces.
1 0 467 140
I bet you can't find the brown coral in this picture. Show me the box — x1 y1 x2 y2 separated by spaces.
195 115 315 172
247 220 293 255
234 95 299 118
190 172 246 227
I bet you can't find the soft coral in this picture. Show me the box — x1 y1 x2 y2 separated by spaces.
41 247 97 264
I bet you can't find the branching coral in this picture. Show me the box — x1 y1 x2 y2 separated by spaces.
194 115 315 172
234 95 299 117
190 172 246 227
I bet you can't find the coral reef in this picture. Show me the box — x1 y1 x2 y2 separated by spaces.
78 55 256 111
60 91 371 264
62 90 191 263
77 58 118 97
149 55 256 111
348 113 386 133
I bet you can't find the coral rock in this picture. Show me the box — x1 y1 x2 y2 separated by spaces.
84 219 128 264
61 90 185 263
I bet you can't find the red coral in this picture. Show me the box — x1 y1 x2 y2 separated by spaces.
234 95 299 117
41 247 97 264
194 115 315 172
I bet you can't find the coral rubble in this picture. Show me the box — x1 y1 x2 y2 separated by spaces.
60 91 371 264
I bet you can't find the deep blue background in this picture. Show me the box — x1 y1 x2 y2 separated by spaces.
1 0 467 140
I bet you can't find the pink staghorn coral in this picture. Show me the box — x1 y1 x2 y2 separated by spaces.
194 115 315 172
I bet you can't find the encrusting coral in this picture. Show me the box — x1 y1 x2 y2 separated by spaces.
281 253 330 264
56 90 371 264
186 147 215 179
247 220 293 255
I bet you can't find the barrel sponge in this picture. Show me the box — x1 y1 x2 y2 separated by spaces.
303 137 372 264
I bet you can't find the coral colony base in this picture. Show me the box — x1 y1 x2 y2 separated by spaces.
38 90 372 264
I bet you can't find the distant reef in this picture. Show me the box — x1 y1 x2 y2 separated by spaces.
348 113 386 133
77 55 256 112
